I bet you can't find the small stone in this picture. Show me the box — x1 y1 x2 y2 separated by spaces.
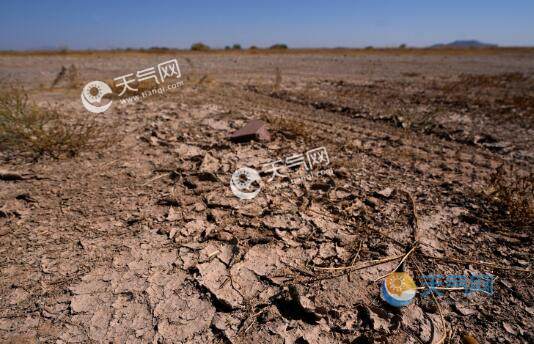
453 303 477 316
176 143 203 159
503 322 516 335
9 288 29 304
228 119 271 142
167 207 181 221
376 187 394 198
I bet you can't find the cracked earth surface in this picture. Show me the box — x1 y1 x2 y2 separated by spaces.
0 51 533 343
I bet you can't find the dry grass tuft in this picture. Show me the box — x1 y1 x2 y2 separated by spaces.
0 85 110 159
51 64 81 88
469 165 534 230
484 165 534 228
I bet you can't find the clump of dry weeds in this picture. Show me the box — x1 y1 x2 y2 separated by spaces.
485 166 533 227
475 165 534 230
51 64 81 88
0 85 110 158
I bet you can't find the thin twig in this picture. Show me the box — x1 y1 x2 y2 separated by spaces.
373 244 418 282
283 261 315 277
207 250 220 259
310 254 405 272
404 191 420 242
242 309 266 334
141 172 170 186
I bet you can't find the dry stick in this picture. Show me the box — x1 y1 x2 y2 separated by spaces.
403 190 420 243
368 191 422 281
242 309 266 334
371 192 421 282
310 253 405 272
305 207 335 219
373 244 418 282
283 261 315 277
141 172 171 186
207 250 220 259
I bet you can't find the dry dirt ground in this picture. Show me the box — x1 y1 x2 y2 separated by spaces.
0 50 533 343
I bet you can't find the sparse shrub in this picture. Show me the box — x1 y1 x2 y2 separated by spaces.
191 42 210 51
364 46 374 50
269 43 288 50
249 46 258 50
232 44 242 50
224 46 231 50
399 44 407 49
67 65 80 87
51 66 68 87
485 166 533 227
0 85 109 158
51 64 80 88
468 165 534 230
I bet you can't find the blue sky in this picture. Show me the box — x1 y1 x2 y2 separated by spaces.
0 0 532 50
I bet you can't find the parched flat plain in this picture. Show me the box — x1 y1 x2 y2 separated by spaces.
1 49 533 343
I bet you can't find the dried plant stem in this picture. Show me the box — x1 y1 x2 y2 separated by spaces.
241 309 266 334
401 190 420 242
373 244 418 282
310 253 405 272
141 172 171 186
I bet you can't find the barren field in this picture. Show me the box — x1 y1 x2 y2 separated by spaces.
0 50 533 343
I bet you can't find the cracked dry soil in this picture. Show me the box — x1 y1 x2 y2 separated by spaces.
0 51 533 343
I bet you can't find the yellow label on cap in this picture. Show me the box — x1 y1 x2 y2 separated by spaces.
385 272 417 297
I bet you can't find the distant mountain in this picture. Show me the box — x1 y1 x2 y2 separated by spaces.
430 40 498 48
